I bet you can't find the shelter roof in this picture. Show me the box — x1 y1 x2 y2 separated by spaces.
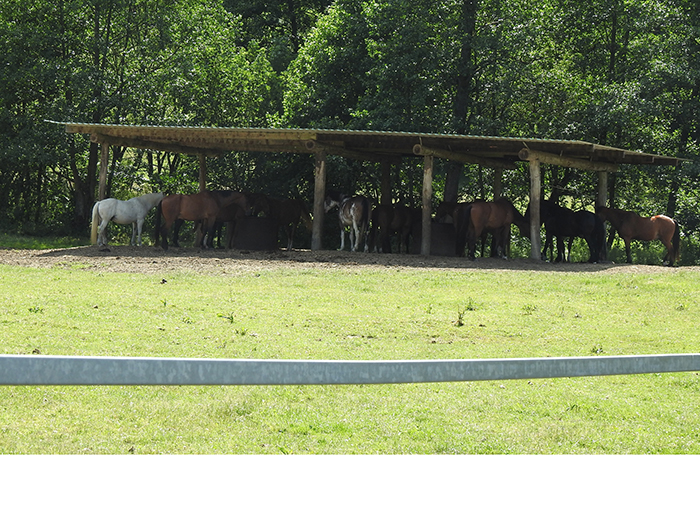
51 121 685 170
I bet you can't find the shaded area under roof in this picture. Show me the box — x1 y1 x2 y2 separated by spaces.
52 121 685 169
52 121 689 259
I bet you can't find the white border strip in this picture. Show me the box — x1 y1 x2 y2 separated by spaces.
1 354 700 386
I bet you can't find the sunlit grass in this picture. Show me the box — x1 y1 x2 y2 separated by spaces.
1 261 699 454
0 232 89 250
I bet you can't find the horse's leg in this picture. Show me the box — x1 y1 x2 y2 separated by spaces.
566 237 574 262
624 238 633 263
136 218 146 246
131 222 137 246
215 222 223 248
542 231 552 261
98 218 112 246
466 225 479 261
661 238 674 266
364 226 370 253
172 218 184 248
350 220 359 252
160 221 171 250
555 236 564 262
339 222 346 251
287 224 296 250
225 221 235 249
204 220 217 249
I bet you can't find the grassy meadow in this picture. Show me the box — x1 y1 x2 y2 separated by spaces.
1 251 699 454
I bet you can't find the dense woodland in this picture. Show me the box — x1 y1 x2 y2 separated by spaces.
1 0 699 260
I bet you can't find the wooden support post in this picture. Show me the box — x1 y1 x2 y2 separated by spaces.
380 160 392 206
596 171 608 209
493 168 503 200
529 159 542 260
421 155 434 256
312 151 327 251
198 153 207 193
98 142 109 201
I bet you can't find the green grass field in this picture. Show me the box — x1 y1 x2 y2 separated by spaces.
1 253 699 454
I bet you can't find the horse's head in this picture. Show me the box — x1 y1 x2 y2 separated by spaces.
245 192 270 217
324 191 345 213
436 201 457 223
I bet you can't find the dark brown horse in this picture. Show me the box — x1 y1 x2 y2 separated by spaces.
267 197 313 250
596 206 680 265
369 203 416 254
324 191 371 252
206 192 268 248
155 190 250 250
525 200 606 263
454 198 527 259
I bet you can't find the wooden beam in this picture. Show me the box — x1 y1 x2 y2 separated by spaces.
518 149 618 172
413 144 517 170
306 140 401 164
91 133 225 157
312 151 327 251
98 142 109 201
528 159 542 260
421 155 434 256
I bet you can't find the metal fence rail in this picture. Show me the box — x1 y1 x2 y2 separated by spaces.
1 354 699 386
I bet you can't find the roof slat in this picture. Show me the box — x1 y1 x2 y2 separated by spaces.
49 121 687 168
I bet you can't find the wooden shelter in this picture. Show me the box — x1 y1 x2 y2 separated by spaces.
53 122 686 259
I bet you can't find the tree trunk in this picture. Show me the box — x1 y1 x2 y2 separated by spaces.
444 0 478 201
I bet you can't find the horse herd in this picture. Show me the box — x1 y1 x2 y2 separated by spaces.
90 190 681 266
91 190 312 252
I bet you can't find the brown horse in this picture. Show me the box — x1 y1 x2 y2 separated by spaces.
369 203 416 253
454 198 528 259
324 191 371 252
210 190 254 249
596 206 680 265
155 190 250 250
267 197 313 250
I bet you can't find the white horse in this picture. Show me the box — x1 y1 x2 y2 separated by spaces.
91 193 164 246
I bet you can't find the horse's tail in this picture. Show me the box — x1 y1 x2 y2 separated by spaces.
453 204 472 257
90 202 100 244
154 201 163 246
672 219 681 263
592 215 607 262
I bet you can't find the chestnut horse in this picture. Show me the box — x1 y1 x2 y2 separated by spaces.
324 191 371 252
596 206 680 265
155 190 250 250
454 198 528 259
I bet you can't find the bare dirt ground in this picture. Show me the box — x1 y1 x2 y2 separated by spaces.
0 245 692 275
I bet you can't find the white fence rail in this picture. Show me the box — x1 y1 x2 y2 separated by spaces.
1 354 700 386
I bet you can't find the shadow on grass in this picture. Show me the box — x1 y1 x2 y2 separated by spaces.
25 243 632 273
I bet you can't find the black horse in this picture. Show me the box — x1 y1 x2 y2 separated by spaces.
527 200 606 263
